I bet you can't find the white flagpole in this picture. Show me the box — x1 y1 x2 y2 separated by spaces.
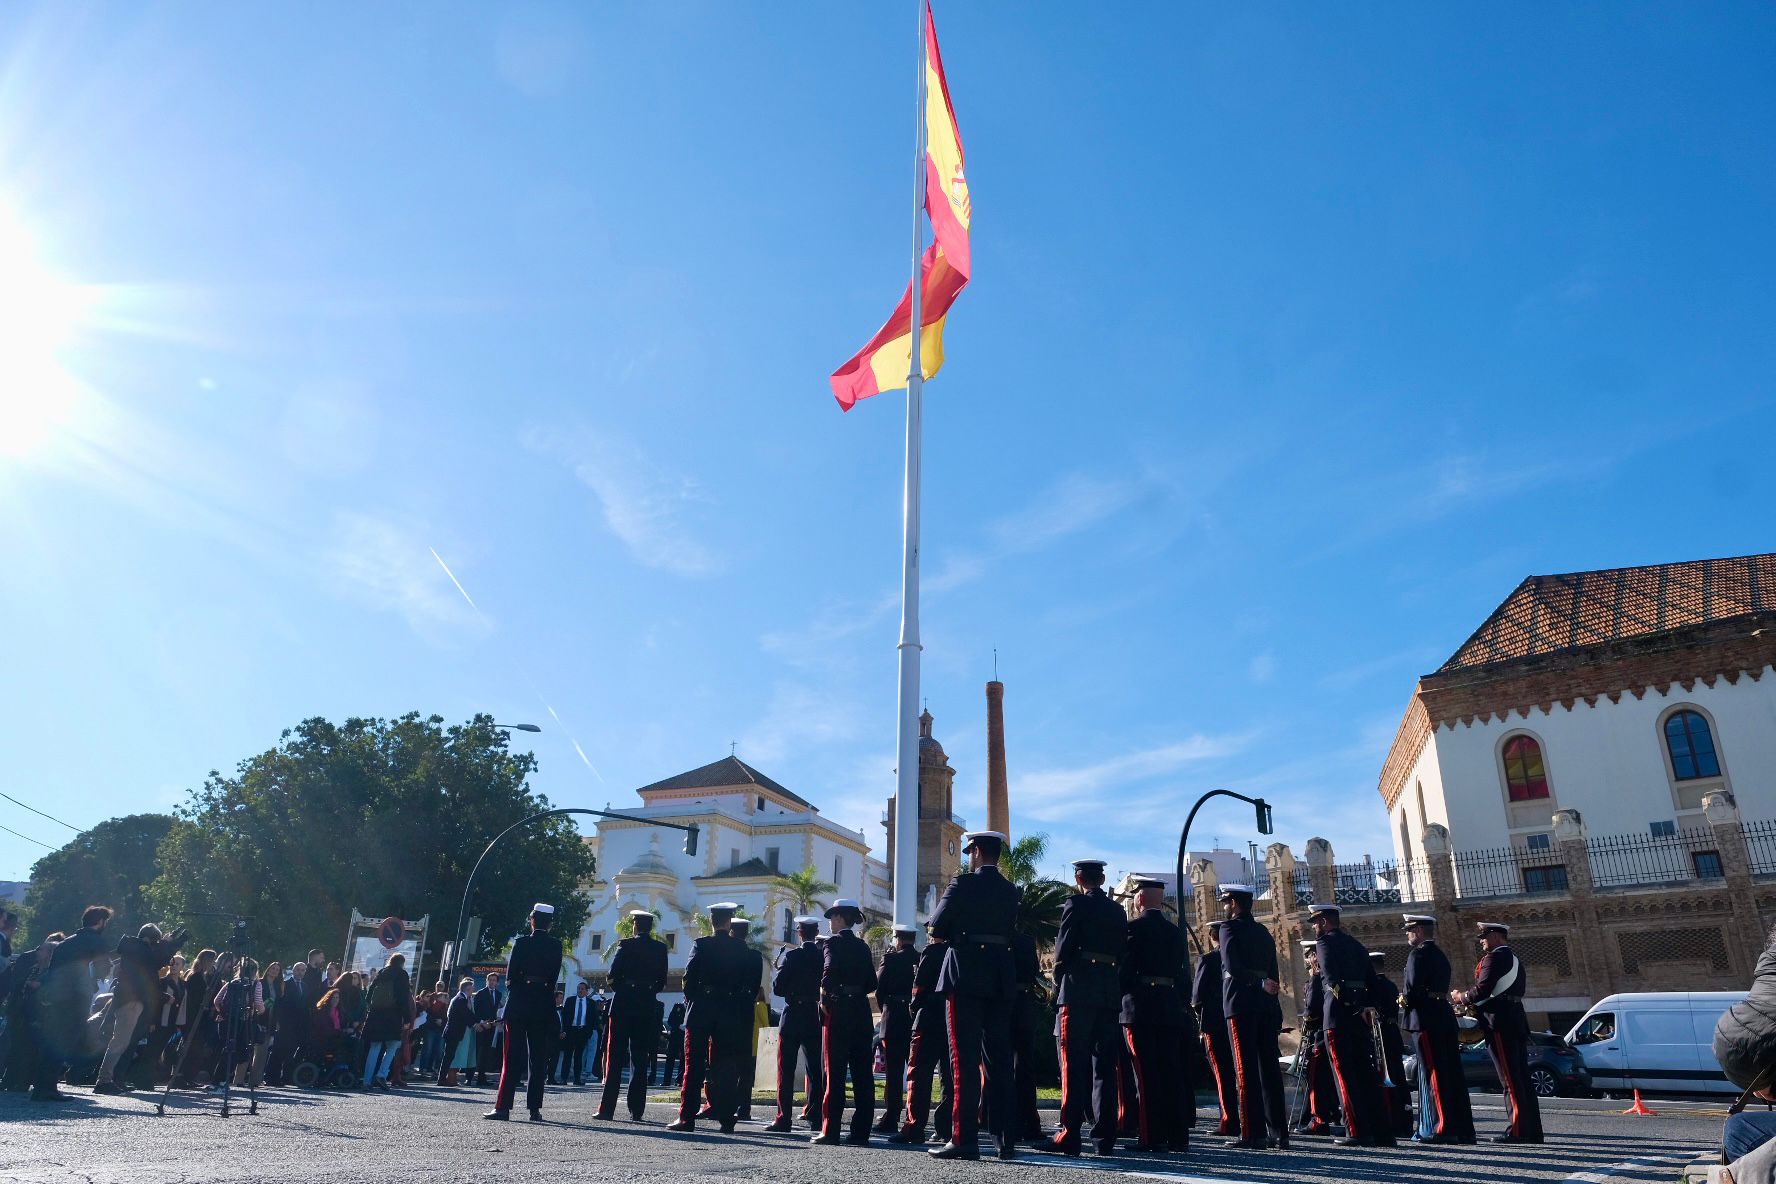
891 0 931 931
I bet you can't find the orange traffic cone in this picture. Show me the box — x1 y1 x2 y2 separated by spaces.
1622 1090 1658 1116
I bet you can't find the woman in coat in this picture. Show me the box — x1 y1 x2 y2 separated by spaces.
360 956 413 1089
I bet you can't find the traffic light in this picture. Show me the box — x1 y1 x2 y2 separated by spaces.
1255 798 1274 836
684 824 700 857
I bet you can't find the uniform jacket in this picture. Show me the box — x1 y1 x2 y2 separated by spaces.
820 929 878 1018
1369 971 1403 1027
1469 944 1528 1039
928 865 1019 1000
1219 913 1281 1021
504 931 564 1024
1314 929 1375 1031
877 945 917 1006
444 991 476 1041
1401 940 1455 1034
1054 888 1128 1010
1119 907 1186 1027
773 941 822 1022
1301 970 1326 1035
684 931 756 1035
606 935 668 1024
1192 947 1226 1026
910 940 948 1029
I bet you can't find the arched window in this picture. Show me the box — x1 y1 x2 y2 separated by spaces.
1502 735 1550 802
1665 710 1721 781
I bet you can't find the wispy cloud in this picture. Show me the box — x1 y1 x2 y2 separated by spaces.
527 428 721 578
1015 732 1255 819
325 512 487 642
739 683 864 769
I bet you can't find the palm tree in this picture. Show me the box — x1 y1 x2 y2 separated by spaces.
770 865 838 916
603 909 662 962
1000 832 1050 887
995 831 1068 952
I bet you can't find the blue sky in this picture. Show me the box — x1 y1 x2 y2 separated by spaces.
0 4 1770 885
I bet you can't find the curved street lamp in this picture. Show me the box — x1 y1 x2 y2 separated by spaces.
1174 789 1274 954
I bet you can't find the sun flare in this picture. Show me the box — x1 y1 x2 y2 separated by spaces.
0 206 91 459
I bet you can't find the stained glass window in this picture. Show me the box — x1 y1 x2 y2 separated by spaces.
1503 735 1550 802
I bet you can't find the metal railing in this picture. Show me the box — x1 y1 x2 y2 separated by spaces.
1746 820 1776 876
1328 859 1403 906
1292 865 1313 907
1587 827 1724 889
1450 846 1569 899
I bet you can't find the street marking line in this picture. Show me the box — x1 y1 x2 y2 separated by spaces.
1016 1151 1268 1184
1562 1151 1705 1183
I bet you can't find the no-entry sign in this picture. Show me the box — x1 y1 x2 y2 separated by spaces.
378 916 406 949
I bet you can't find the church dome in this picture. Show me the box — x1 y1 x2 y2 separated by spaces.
918 707 949 763
617 834 675 879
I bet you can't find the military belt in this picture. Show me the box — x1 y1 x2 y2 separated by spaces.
960 934 1008 945
1415 991 1449 1002
783 995 816 1004
880 993 910 1003
826 986 866 997
1135 975 1175 987
1080 952 1118 967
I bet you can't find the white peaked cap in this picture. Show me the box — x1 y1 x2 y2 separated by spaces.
794 915 820 926
532 903 555 915
961 830 1008 845
1402 914 1436 928
893 924 918 935
1216 884 1254 898
709 902 740 913
628 910 654 919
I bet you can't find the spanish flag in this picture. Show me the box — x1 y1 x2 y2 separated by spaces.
830 4 971 411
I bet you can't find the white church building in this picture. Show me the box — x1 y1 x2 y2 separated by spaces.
1381 553 1776 872
563 755 892 1000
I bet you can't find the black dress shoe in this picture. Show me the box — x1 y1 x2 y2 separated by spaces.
696 1106 716 1119
1491 1133 1540 1144
810 1132 841 1145
1274 1136 1290 1151
872 1119 897 1134
720 1121 736 1133
1095 1141 1116 1156
803 1114 821 1129
928 1142 980 1160
31 1091 70 1103
844 1133 871 1145
529 1109 544 1122
665 1118 695 1132
763 1119 794 1133
997 1143 1018 1160
483 1109 509 1120
1227 1137 1267 1150
887 1127 927 1144
1048 1137 1081 1157
1167 1140 1190 1153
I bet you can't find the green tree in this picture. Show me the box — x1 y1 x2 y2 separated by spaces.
769 865 836 916
997 831 1067 953
144 713 596 960
605 909 662 961
22 814 175 944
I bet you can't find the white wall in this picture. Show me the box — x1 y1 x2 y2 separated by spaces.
1412 669 1776 855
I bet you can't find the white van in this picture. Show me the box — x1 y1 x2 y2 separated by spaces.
1566 991 1746 1096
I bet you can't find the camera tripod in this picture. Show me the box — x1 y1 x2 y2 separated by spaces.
156 979 259 1117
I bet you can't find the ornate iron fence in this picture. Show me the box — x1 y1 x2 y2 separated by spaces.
1292 864 1313 907
1747 820 1776 877
1329 859 1403 906
1587 828 1723 889
1451 846 1569 899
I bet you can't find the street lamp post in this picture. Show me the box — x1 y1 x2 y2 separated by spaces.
447 807 700 987
1174 789 1274 951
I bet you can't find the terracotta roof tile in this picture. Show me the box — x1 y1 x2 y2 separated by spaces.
634 755 813 810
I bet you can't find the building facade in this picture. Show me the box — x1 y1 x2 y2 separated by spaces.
565 755 890 1001
1381 553 1776 878
882 708 966 914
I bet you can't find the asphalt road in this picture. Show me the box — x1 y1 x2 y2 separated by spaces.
0 1083 1727 1184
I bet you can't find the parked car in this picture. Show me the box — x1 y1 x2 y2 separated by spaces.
1404 1030 1590 1098
1565 991 1744 1096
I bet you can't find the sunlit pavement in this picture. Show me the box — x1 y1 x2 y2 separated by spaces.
0 1086 1724 1184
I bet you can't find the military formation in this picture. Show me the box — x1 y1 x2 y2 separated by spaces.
476 839 1544 1159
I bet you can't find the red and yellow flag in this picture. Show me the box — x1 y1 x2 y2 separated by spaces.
831 5 971 411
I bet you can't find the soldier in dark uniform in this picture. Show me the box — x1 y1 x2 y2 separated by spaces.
813 899 877 1145
1194 921 1239 1137
1218 883 1287 1151
927 829 1020 1161
1309 902 1392 1147
1009 928 1046 1144
1455 921 1541 1144
723 915 765 1127
1119 875 1192 1153
485 904 565 1122
1402 914 1474 1143
1295 941 1341 1136
1368 950 1414 1138
873 924 918 1132
765 916 824 1133
596 910 668 1122
889 928 953 1145
1049 858 1127 1156
669 902 748 1133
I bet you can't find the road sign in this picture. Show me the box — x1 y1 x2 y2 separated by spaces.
378 916 406 949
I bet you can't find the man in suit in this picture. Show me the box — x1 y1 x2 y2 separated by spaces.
927 829 1020 1162
812 899 877 1145
485 904 564 1123
560 981 594 1086
1119 875 1193 1154
1050 857 1128 1156
889 928 953 1145
588 991 608 1081
436 977 477 1085
1309 902 1392 1148
766 916 824 1133
1193 921 1238 1136
1454 921 1541 1144
1219 884 1287 1151
1401 914 1474 1143
471 972 503 1087
597 911 668 1121
873 924 917 1133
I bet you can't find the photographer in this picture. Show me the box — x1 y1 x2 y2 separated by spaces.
94 923 187 1095
34 905 113 1102
1714 925 1776 1184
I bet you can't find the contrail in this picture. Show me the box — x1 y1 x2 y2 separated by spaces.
430 548 480 613
429 545 606 784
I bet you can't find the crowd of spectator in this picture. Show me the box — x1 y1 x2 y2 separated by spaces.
0 903 674 1104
